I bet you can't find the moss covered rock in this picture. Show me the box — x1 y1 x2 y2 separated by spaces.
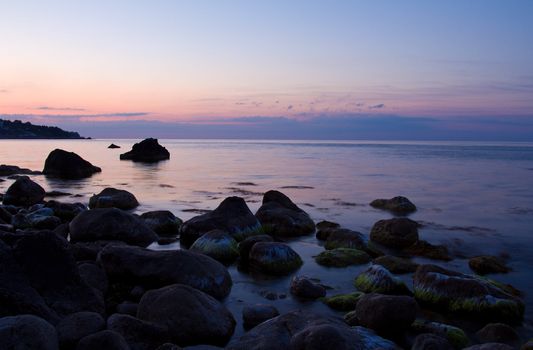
370 196 417 214
373 255 419 274
190 229 239 263
354 265 411 295
412 320 469 349
249 242 303 275
324 228 367 250
405 240 451 261
315 248 370 267
322 292 364 311
370 217 419 248
469 256 510 275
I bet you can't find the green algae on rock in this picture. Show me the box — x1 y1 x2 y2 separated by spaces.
411 320 469 349
315 248 371 267
249 242 303 275
322 292 364 311
354 265 411 295
189 229 239 263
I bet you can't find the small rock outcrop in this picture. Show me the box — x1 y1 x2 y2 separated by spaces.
108 144 121 149
120 138 170 162
370 196 417 214
469 255 511 275
314 248 370 267
289 276 326 299
370 218 419 248
89 187 139 210
2 176 45 206
43 149 101 179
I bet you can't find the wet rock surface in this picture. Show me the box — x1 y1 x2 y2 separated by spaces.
43 149 101 179
370 196 417 214
89 187 139 210
120 138 170 162
2 176 45 206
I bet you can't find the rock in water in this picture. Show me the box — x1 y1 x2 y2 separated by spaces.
469 255 511 275
2 176 45 206
137 284 236 347
314 248 370 267
180 196 260 246
69 208 157 247
242 305 279 329
120 138 170 162
411 320 469 349
373 255 419 274
97 244 232 299
370 196 417 214
413 264 524 323
354 265 411 295
356 293 418 335
0 164 41 176
370 218 419 248
255 190 315 237
108 143 121 149
43 149 101 179
189 229 239 263
290 276 326 299
89 187 139 210
322 292 364 311
140 210 182 236
476 323 520 346
249 242 303 275
324 228 367 250
0 315 58 350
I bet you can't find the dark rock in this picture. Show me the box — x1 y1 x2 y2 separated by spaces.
97 244 232 299
324 228 367 250
43 149 101 179
190 229 239 263
69 208 157 247
314 248 370 267
354 265 411 295
2 175 45 206
108 313 170 350
76 330 130 350
45 200 87 221
69 240 125 261
89 187 139 210
0 314 58 350
463 344 514 350
180 197 260 246
0 164 41 176
476 323 520 346
26 207 62 229
120 138 170 162
405 240 451 261
355 293 418 335
156 344 182 350
0 205 13 222
45 190 72 197
412 334 453 350
343 310 359 326
108 143 121 149
53 223 70 239
57 311 105 349
242 304 279 329
237 234 273 263
370 218 419 248
137 284 236 347
469 256 510 275
255 190 314 237
290 276 326 299
315 220 340 240
322 292 364 311
413 264 524 323
11 212 31 229
140 210 182 236
373 255 419 274
370 196 417 214
411 320 469 349
116 302 138 316
522 340 533 350
249 242 303 275
78 262 108 294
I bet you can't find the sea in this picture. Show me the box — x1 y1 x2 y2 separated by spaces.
1 139 533 340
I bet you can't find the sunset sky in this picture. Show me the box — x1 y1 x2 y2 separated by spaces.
1 1 532 139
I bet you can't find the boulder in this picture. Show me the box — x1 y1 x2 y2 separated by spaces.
315 221 341 240
43 149 101 179
354 265 411 295
412 334 453 350
463 344 514 350
355 293 418 335
108 144 121 149
255 190 314 237
97 245 232 300
476 323 520 346
411 320 469 349
249 242 303 275
45 200 87 221
370 196 417 214
314 248 370 267
189 229 239 263
0 314 58 350
0 164 41 176
322 292 364 311
120 138 170 162
413 264 524 323
89 188 139 210
373 255 419 274
469 256 510 275
2 176 45 206
69 208 157 247
140 210 182 236
237 235 273 263
180 197 260 246
57 311 106 349
370 218 419 248
137 284 236 347
324 228 367 250
405 240 451 261
107 313 170 350
226 310 398 350
78 262 108 294
76 330 130 350
290 276 326 299
26 207 62 230
242 305 279 329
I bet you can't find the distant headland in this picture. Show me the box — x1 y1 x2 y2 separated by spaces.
0 119 85 139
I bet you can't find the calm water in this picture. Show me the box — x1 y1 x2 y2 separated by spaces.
1 139 533 341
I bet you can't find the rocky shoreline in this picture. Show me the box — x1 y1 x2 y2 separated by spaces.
0 140 530 350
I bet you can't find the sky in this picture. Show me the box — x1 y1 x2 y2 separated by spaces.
1 0 533 140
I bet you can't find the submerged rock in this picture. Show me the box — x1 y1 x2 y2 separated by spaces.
373 255 419 274
0 164 41 176
190 229 239 263
356 293 418 335
140 210 182 236
43 149 101 179
322 292 364 311
315 248 371 267
137 284 236 347
2 176 45 206
255 190 315 237
120 138 170 162
370 218 419 248
0 314 58 350
97 244 232 299
324 228 367 250
405 240 451 261
354 265 411 295
411 320 470 349
370 196 417 214
290 276 326 299
69 208 157 247
89 187 139 210
315 220 341 240
180 197 260 246
237 234 273 264
413 264 524 323
242 304 279 329
249 242 303 275
469 256 510 275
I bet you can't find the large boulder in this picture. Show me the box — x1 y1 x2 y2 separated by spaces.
89 188 139 210
354 265 411 295
137 284 236 347
255 190 314 237
180 197 260 246
189 229 239 263
370 196 417 214
140 210 182 236
226 310 399 350
370 218 419 248
2 176 45 206
43 149 101 179
69 208 157 247
57 311 106 349
0 314 58 350
237 234 273 264
413 264 524 323
120 138 170 162
249 242 303 275
355 293 418 335
97 244 232 299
